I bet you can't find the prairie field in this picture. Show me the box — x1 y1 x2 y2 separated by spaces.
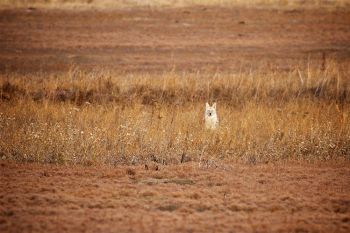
1 65 350 166
1 1 350 233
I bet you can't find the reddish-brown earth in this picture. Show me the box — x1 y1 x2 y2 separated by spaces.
0 7 350 74
1 161 350 233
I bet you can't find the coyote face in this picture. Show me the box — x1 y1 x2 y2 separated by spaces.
205 102 219 130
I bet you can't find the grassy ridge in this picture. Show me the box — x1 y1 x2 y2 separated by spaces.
1 62 349 166
1 62 349 105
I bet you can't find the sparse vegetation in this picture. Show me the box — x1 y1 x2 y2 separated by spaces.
1 61 349 166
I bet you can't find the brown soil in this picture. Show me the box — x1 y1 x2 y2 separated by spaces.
1 161 350 233
0 7 350 74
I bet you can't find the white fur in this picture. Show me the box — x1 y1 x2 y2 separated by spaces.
205 102 219 130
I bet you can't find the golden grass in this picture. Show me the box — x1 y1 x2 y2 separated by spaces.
0 0 349 9
1 62 350 166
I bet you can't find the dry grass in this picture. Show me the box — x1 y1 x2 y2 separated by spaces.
0 0 349 9
1 61 350 166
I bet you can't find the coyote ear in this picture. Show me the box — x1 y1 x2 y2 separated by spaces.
206 102 210 109
212 102 216 109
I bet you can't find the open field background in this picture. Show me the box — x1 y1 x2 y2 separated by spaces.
0 6 350 74
0 0 350 9
1 2 350 233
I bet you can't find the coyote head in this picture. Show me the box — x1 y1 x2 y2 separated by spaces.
205 102 219 130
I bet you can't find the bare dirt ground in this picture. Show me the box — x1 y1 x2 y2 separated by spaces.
0 7 350 74
1 161 350 233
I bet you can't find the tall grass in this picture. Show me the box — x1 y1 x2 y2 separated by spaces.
0 62 349 166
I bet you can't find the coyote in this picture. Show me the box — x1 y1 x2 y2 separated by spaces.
205 102 219 130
